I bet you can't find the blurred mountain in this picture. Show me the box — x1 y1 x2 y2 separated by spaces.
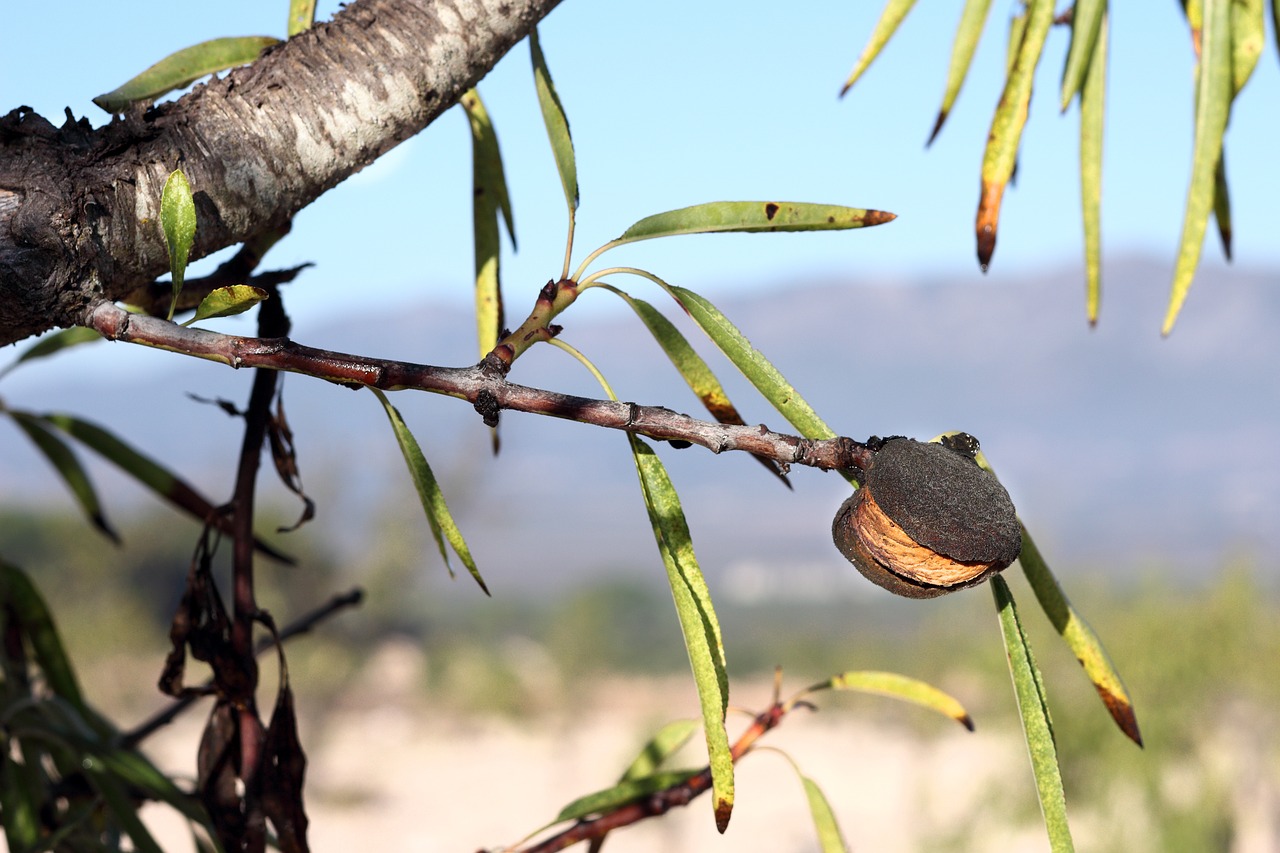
2 255 1277 597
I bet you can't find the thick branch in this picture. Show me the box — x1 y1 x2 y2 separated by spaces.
86 302 875 474
0 0 562 346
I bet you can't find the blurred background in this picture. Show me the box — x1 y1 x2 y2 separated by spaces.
2 1 1278 850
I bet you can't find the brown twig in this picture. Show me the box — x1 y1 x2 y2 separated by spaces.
85 301 876 476
513 700 793 853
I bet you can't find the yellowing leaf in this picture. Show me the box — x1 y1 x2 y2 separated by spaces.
186 285 268 325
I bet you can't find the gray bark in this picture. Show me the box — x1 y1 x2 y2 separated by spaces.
0 0 562 348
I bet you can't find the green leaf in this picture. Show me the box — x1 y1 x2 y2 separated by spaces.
658 283 840 449
614 201 896 245
1017 526 1143 746
93 36 280 112
288 0 317 36
161 168 197 322
555 770 700 823
1079 12 1108 325
0 562 86 712
1212 150 1232 260
1059 0 1105 111
0 752 41 852
991 576 1075 852
81 756 166 853
928 0 995 144
1271 0 1280 62
460 89 513 371
975 0 1055 271
184 284 268 325
9 411 119 543
1230 0 1264 96
811 670 974 730
800 774 850 853
601 286 787 485
619 719 701 781
0 327 102 379
38 412 292 564
530 28 578 214
370 388 488 594
1164 0 1231 335
628 437 734 832
90 743 213 827
840 0 918 95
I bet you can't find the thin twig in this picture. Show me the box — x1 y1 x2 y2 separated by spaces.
85 301 875 475
513 701 792 853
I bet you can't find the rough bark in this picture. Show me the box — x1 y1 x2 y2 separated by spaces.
0 0 562 348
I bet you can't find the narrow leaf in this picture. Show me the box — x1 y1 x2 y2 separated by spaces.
1079 12 1108 325
0 753 41 852
661 284 838 445
530 29 578 213
800 775 850 853
991 576 1075 852
615 201 895 246
975 0 1054 271
1229 0 1264 96
93 36 280 112
81 757 167 853
186 285 268 325
1271 0 1280 62
620 719 701 781
1017 526 1142 746
629 437 733 831
928 0 995 144
839 0 918 95
555 770 699 824
1164 0 1231 335
39 412 292 564
1059 0 1105 111
0 327 101 378
370 388 488 594
162 169 197 321
10 411 119 543
460 88 511 390
603 286 788 485
288 0 318 36
0 562 86 711
813 670 974 730
1212 150 1232 260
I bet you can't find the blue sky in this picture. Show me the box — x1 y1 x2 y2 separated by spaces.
2 1 1278 337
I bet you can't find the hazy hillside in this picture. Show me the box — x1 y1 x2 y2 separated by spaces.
2 255 1276 596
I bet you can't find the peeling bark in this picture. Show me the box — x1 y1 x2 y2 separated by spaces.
0 0 562 347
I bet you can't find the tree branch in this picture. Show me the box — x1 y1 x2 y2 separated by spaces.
0 0 563 347
85 301 876 475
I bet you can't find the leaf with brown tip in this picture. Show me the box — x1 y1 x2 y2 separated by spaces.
928 0 994 144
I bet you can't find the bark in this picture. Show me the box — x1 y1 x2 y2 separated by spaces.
0 0 563 348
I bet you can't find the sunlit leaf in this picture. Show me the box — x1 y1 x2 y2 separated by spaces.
185 285 268 325
1229 0 1264 96
288 0 317 36
839 0 918 94
811 670 974 730
629 437 734 831
370 388 488 594
601 285 788 485
928 0 994 144
0 327 102 378
9 411 118 543
530 28 577 214
39 412 293 564
975 0 1054 271
991 576 1075 852
1059 0 1105 111
555 770 700 824
1016 526 1143 746
1079 12 1108 325
1164 0 1231 335
619 719 701 781
800 774 849 853
162 169 197 321
614 201 895 246
460 87 512 413
93 36 280 112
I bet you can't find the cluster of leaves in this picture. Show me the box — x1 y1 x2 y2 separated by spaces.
1 3 1148 852
843 0 1272 333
